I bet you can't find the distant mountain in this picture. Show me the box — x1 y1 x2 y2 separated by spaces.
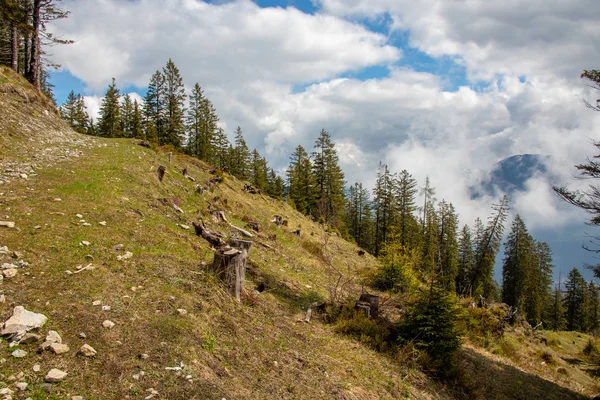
471 153 553 198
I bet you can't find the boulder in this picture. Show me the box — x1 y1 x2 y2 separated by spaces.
45 368 67 383
50 343 69 355
80 344 96 357
1 306 48 335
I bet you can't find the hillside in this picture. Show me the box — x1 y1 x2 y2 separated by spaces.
0 66 599 400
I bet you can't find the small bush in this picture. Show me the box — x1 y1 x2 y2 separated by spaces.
583 338 598 356
371 246 418 293
334 307 393 352
540 351 554 364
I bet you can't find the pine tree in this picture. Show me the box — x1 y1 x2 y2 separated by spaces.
420 200 439 279
437 200 459 292
97 77 122 138
564 268 587 331
372 163 394 256
209 127 230 170
312 129 346 228
120 94 134 138
420 176 436 234
232 126 250 179
502 215 534 312
162 58 186 147
249 149 268 190
587 282 600 332
547 285 566 331
471 196 509 299
287 145 317 215
394 170 419 249
456 224 474 296
131 99 143 139
145 70 165 143
527 241 553 325
345 182 374 252
186 82 218 161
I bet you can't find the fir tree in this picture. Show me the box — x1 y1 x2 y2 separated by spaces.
287 145 317 215
547 285 566 331
120 93 134 138
144 70 165 142
186 82 218 160
249 149 268 190
232 126 250 179
59 90 88 134
437 200 459 292
394 170 419 249
502 215 534 312
312 129 346 227
456 224 474 296
131 99 143 139
564 268 587 331
97 77 122 138
345 182 374 252
372 163 394 256
162 58 186 147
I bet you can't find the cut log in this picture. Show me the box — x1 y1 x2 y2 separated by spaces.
182 168 188 176
270 215 283 225
138 140 151 148
358 250 365 256
192 221 226 248
358 293 379 317
157 165 166 182
244 184 260 194
210 239 253 301
246 221 260 232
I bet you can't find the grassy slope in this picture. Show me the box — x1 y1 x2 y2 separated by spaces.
0 66 598 399
0 66 449 399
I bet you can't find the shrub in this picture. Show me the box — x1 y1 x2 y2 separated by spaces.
371 244 418 293
397 287 461 375
333 305 394 352
583 338 598 356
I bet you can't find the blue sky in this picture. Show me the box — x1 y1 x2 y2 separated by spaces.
48 0 600 283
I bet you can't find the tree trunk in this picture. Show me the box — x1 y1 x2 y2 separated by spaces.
210 239 252 301
10 23 18 72
27 0 41 90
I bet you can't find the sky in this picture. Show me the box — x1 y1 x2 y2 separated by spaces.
47 0 600 281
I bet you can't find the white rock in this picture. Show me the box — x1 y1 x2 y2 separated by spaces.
0 388 13 395
75 214 83 219
102 320 115 329
101 305 111 311
79 344 96 357
3 268 18 278
81 222 92 227
117 251 133 261
33 364 40 372
79 332 87 339
80 241 90 247
0 246 8 254
92 300 101 306
177 309 187 316
99 221 106 226
72 397 84 400
0 221 15 228
11 349 27 358
1 306 48 335
45 368 67 382
33 225 41 230
15 382 27 391
50 342 69 354
46 330 62 344
178 224 190 230
53 198 62 202
20 174 28 179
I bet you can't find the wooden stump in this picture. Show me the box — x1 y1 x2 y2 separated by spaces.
210 238 252 301
157 165 166 182
358 293 379 317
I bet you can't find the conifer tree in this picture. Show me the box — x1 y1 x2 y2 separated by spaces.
527 241 553 325
287 145 317 215
471 196 509 299
502 215 534 312
420 200 439 279
345 182 374 252
145 70 165 142
209 127 230 170
120 93 134 138
97 77 122 138
456 224 474 296
59 90 88 134
547 285 566 331
437 200 459 291
372 163 394 256
312 129 346 227
131 99 143 139
394 170 419 249
232 126 250 179
564 268 587 331
586 282 600 332
266 168 284 199
162 58 186 147
249 149 268 190
186 82 218 160
420 176 436 234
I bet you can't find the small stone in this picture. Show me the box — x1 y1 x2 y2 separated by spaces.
178 224 190 230
117 251 133 261
140 353 149 360
177 309 187 316
46 330 62 344
112 244 124 251
34 225 41 230
169 296 176 301
1 306 48 335
102 320 115 329
0 295 6 303
11 349 27 358
0 221 15 228
15 382 27 391
20 173 28 179
53 198 62 202
50 342 70 354
82 222 92 227
11 251 23 259
20 333 41 344
79 344 96 357
80 241 90 247
0 246 7 254
3 268 18 278
33 364 41 372
99 221 106 226
7 374 16 381
85 254 94 260
45 368 67 382
0 388 13 395
75 214 83 218
92 300 101 306
72 397 84 400
79 332 87 339
101 305 111 311
64 270 73 275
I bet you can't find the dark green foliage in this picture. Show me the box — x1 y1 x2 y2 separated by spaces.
186 82 218 160
397 287 461 374
334 307 393 352
162 58 186 147
372 163 394 256
145 70 165 143
231 126 251 180
287 145 317 215
371 242 416 292
249 149 269 191
312 129 346 228
436 200 458 291
97 77 122 138
456 225 474 296
564 268 587 331
344 182 374 252
502 215 534 312
547 286 566 331
59 90 88 134
395 170 419 250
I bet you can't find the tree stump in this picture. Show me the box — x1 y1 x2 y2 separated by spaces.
210 239 252 301
157 165 166 182
358 293 379 317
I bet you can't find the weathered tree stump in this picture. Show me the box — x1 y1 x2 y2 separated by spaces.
246 221 260 232
271 215 283 225
157 165 166 182
138 140 150 148
210 239 252 301
182 168 188 176
167 152 173 163
358 293 379 317
358 250 365 256
292 229 301 236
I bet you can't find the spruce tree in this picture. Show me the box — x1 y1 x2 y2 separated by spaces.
145 70 165 143
186 82 218 161
502 215 534 312
232 126 250 179
547 285 566 331
437 200 459 292
131 99 143 139
456 224 474 296
344 182 374 252
312 129 346 227
97 77 122 138
395 170 419 249
162 58 186 147
372 163 394 256
249 149 268 190
564 268 587 331
287 145 317 215
120 93 134 138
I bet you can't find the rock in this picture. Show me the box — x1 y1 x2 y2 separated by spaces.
0 246 7 254
79 332 87 339
72 397 84 400
112 244 124 251
99 221 107 226
117 251 133 261
102 320 115 329
1 306 48 335
177 309 187 316
79 344 96 357
46 330 62 344
15 382 27 391
75 214 83 219
20 333 41 344
11 251 23 259
33 364 40 372
140 353 149 360
20 173 28 179
53 198 62 202
81 222 92 227
50 343 70 355
0 295 6 303
3 268 17 278
80 241 90 247
0 221 15 228
101 305 111 311
11 349 27 358
34 225 41 229
45 368 67 382
1 262 17 269
178 224 190 230
0 388 13 395
92 300 101 306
